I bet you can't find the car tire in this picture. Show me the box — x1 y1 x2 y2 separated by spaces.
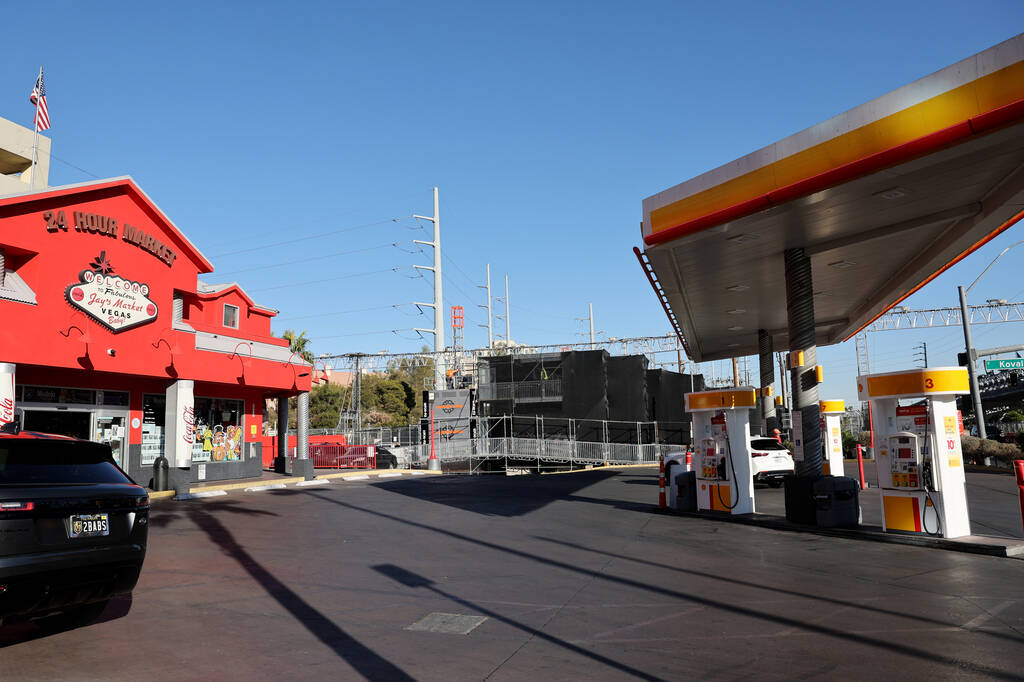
767 480 783 488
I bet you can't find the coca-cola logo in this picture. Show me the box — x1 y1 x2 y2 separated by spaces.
0 397 13 425
182 406 195 444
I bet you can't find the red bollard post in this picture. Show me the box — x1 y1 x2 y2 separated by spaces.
857 444 867 490
658 455 666 509
1014 460 1024 538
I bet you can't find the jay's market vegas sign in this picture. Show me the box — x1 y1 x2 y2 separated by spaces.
65 251 158 333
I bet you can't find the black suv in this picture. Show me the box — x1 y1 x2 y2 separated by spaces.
0 428 149 628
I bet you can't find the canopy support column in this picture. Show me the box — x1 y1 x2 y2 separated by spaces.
758 329 776 437
785 248 822 475
274 396 289 473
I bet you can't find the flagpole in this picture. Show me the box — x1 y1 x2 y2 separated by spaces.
29 66 41 192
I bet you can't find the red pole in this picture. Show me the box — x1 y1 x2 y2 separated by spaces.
857 443 867 490
658 455 666 509
868 402 875 452
1014 459 1024 537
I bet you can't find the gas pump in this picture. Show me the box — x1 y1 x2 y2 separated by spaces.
819 400 845 477
856 367 971 538
684 388 756 514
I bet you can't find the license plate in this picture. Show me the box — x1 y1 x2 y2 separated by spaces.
70 513 109 538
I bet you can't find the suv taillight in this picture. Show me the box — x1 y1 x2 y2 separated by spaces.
0 501 34 511
136 495 150 508
751 451 767 458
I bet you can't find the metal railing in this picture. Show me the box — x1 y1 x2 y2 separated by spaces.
389 437 681 470
305 444 377 469
478 380 562 401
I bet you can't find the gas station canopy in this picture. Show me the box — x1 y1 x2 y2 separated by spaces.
639 34 1024 362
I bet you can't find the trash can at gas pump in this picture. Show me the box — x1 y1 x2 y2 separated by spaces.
812 476 861 528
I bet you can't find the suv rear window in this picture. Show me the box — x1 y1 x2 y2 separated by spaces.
0 440 132 485
750 438 788 451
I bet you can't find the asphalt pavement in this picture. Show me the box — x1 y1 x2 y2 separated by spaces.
2 468 1024 680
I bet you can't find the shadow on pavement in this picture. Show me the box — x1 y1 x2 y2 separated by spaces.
372 563 663 681
148 499 279 529
530 535 1024 646
0 594 134 647
297 487 1024 680
371 469 621 517
184 506 414 680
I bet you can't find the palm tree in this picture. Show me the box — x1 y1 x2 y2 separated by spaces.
282 329 313 363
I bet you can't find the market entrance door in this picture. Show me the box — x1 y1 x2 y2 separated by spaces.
94 415 127 468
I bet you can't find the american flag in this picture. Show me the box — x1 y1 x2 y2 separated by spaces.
30 69 50 132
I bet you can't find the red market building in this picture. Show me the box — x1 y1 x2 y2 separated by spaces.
0 177 314 486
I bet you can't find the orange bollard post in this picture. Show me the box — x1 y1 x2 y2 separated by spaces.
857 444 867 490
658 454 666 509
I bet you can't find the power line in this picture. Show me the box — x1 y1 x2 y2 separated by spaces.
274 303 415 322
212 241 413 277
246 267 405 293
48 153 102 179
209 216 419 258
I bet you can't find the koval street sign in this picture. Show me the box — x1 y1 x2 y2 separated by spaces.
984 359 1024 370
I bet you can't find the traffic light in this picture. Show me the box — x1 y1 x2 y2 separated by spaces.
958 349 978 366
1011 373 1019 387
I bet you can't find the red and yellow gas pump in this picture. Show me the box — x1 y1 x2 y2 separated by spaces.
857 367 971 538
684 388 757 514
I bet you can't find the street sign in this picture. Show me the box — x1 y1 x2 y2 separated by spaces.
984 359 1024 370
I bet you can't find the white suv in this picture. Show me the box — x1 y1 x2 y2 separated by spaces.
749 436 795 487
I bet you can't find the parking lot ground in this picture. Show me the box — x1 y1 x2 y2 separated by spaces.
3 469 1024 680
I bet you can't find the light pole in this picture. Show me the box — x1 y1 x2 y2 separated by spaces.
959 239 1024 440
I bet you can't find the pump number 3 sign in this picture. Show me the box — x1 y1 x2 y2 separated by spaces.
64 252 158 333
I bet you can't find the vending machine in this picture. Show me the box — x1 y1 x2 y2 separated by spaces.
819 400 845 477
684 388 757 514
856 367 971 538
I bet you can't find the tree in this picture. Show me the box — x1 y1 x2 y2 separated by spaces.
282 329 313 363
310 383 347 429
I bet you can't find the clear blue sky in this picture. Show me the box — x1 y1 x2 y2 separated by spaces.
3 1 1023 404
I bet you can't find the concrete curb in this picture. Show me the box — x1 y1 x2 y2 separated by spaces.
149 469 442 502
663 507 1024 559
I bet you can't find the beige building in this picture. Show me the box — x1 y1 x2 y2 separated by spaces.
0 115 50 196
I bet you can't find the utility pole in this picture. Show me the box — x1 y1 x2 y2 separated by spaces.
589 303 595 348
477 263 493 349
960 285 986 440
913 341 928 368
412 187 444 389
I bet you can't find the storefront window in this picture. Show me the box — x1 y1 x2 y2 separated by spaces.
192 397 244 462
141 394 165 466
22 386 96 404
